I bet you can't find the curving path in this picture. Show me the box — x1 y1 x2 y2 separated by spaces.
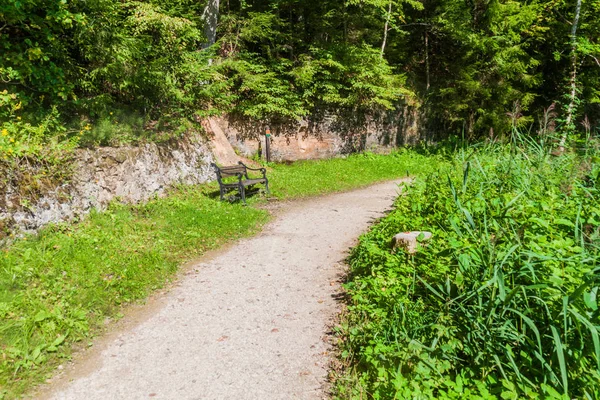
41 181 402 400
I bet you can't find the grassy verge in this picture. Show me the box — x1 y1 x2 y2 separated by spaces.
266 149 441 199
0 150 439 399
334 140 600 399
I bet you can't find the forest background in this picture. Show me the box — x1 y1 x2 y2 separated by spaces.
1 0 600 158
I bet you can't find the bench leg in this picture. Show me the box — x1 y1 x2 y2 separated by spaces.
239 183 247 205
219 186 225 201
264 178 270 194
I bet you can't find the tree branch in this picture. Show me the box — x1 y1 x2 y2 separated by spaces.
588 54 600 67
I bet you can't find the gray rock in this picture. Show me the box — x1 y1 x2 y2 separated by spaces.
1 135 215 238
393 231 432 254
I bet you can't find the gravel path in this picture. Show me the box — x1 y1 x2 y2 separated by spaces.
42 181 402 400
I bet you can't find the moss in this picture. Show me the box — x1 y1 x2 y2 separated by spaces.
0 156 73 214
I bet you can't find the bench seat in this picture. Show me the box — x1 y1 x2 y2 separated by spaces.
219 178 267 189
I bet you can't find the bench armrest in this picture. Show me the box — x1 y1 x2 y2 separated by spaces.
246 166 267 173
238 162 267 177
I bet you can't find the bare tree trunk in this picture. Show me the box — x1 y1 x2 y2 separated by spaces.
343 3 348 44
380 0 393 58
203 0 220 48
559 0 582 149
425 30 430 91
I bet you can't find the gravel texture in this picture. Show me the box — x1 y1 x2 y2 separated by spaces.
41 181 402 400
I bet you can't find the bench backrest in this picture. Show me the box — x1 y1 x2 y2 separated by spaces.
211 163 248 181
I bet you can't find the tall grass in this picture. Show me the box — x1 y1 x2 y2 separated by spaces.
336 136 600 399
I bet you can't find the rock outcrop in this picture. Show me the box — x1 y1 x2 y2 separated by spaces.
1 135 215 237
213 107 424 162
393 231 433 254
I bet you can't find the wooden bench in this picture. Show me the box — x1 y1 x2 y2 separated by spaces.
211 161 269 204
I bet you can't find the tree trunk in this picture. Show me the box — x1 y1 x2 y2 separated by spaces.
343 2 348 43
425 30 430 91
559 0 582 149
203 0 220 48
380 0 393 58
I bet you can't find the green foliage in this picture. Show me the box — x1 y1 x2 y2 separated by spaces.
76 0 204 115
0 108 77 160
0 0 84 106
3 0 600 150
292 45 411 111
75 110 181 147
212 57 307 120
211 7 411 121
416 0 542 134
336 137 600 398
535 0 600 125
0 0 210 158
1 0 417 156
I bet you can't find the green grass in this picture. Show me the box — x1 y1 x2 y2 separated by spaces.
0 186 268 398
0 150 439 399
334 139 600 399
267 149 442 199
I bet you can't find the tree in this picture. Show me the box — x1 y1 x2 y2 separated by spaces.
560 0 583 148
203 0 220 47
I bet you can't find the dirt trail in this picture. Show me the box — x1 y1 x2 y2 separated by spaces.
41 181 402 400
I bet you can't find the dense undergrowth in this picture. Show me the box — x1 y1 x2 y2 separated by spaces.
336 137 600 399
0 151 438 399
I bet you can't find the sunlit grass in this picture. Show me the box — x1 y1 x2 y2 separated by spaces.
267 150 441 199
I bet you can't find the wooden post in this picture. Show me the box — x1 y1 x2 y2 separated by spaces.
265 127 272 163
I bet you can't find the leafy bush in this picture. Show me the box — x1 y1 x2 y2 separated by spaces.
337 138 600 399
291 45 411 112
0 108 77 161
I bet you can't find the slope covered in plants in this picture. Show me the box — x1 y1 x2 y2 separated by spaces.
336 137 600 398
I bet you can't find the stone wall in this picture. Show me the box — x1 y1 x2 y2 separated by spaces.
214 106 423 162
0 135 215 238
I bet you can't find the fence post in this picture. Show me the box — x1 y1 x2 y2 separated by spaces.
265 127 272 163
